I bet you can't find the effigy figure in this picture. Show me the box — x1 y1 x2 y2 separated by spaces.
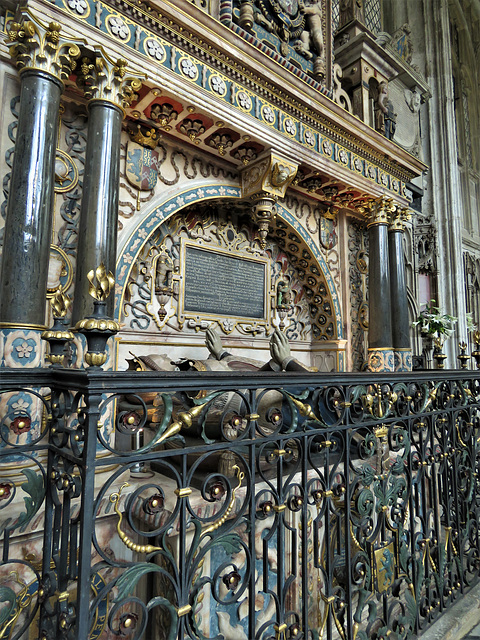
121 328 311 447
127 327 308 375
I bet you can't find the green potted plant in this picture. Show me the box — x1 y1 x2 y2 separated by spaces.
412 300 458 339
412 301 458 368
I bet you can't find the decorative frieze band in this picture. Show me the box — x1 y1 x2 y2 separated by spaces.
3 0 421 195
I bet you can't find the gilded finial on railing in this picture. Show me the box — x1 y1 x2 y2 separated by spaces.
433 337 447 369
42 287 74 367
51 287 71 319
87 263 115 301
75 264 119 368
457 341 470 369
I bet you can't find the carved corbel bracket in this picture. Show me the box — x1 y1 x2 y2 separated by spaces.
241 152 298 200
241 152 298 248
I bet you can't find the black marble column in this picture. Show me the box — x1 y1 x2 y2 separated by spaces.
389 211 412 371
0 70 62 327
367 201 394 372
72 100 123 324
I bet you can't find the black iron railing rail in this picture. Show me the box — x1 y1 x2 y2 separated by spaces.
1 368 480 640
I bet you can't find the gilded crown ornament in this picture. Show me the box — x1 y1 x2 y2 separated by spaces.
128 124 159 149
75 264 120 368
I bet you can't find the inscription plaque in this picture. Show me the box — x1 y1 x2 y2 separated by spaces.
183 246 266 319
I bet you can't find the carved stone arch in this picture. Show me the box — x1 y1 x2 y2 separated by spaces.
115 183 345 369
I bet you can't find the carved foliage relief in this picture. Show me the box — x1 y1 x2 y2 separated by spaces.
348 218 368 371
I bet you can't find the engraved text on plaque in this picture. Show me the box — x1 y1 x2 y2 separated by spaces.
183 246 266 319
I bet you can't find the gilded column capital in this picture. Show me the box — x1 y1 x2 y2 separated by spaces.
76 54 143 113
389 207 412 232
363 196 397 228
6 11 82 84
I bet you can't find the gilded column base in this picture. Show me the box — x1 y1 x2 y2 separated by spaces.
367 348 395 373
394 349 412 372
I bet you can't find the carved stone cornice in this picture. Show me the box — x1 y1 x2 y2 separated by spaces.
6 10 82 84
98 0 425 183
362 196 398 228
76 54 143 112
389 207 412 232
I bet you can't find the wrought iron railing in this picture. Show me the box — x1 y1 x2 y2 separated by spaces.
1 368 480 639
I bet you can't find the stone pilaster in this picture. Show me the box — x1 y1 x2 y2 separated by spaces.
389 207 413 372
364 197 396 372
72 55 142 323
